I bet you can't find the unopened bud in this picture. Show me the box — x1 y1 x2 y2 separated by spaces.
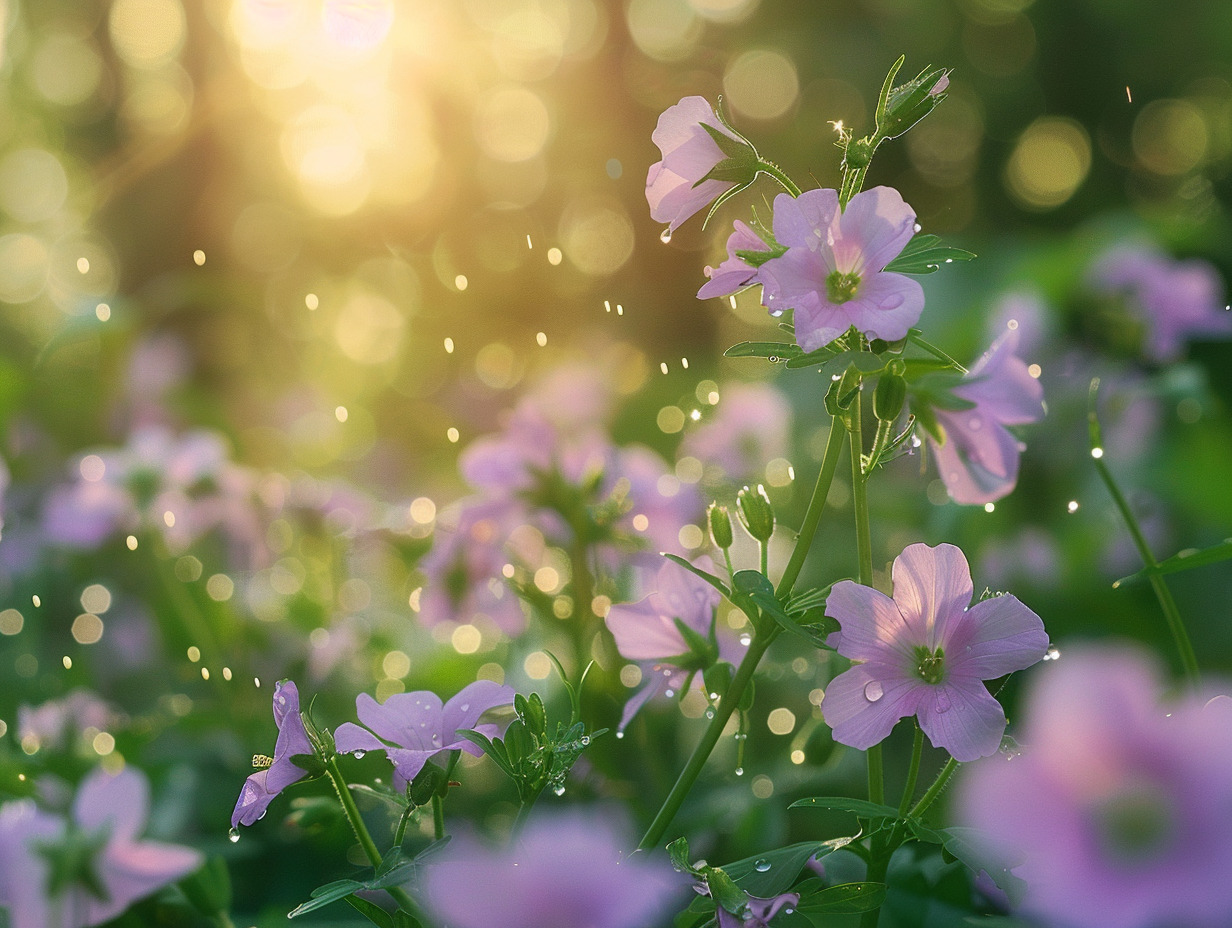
874 372 907 422
708 503 734 549
736 485 775 542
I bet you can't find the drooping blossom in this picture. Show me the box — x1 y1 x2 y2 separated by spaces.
1089 243 1231 362
334 680 516 791
680 381 793 482
0 766 203 928
957 646 1232 928
422 809 683 928
758 187 924 351
920 327 1045 506
647 96 755 234
232 680 316 828
607 556 738 732
822 543 1048 762
697 220 771 300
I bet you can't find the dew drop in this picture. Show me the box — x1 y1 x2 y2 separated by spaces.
228 828 240 843
1044 646 1061 661
936 691 951 714
735 766 744 776
863 680 884 702
616 731 625 739
754 859 771 872
553 785 566 796
664 689 675 698
705 708 716 719
739 633 752 646
660 228 673 244
580 736 591 746
460 704 469 712
353 750 366 759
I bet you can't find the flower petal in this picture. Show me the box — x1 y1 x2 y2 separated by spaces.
771 189 839 250
929 421 1019 505
891 543 974 649
843 271 924 342
916 679 1006 761
440 680 516 740
333 722 386 755
73 767 147 842
943 594 1048 680
959 330 1044 425
824 579 915 663
822 663 923 751
832 186 917 273
231 770 275 828
356 690 445 747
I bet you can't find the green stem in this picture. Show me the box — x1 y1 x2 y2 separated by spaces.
432 794 445 841
325 758 425 919
839 163 869 209
759 540 769 577
898 726 924 817
848 392 874 585
1088 382 1199 684
757 159 802 198
865 418 894 474
778 416 847 597
638 627 781 851
909 757 958 820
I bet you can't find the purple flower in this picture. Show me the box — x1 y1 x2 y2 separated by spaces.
422 809 683 928
957 646 1232 928
1089 243 1231 362
334 680 516 791
647 96 755 234
822 543 1048 762
680 381 793 482
698 221 770 300
18 689 117 754
758 186 924 351
0 766 202 928
232 680 316 828
607 556 738 732
924 328 1045 506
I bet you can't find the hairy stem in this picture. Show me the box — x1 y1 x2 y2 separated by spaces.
909 757 959 820
757 159 802 198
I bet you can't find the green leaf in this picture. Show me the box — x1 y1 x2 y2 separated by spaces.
722 340 802 362
702 866 749 915
1113 538 1232 588
663 553 733 599
723 839 856 898
667 836 698 875
791 797 902 820
907 823 1027 908
289 879 366 918
883 234 976 276
797 881 887 916
454 730 514 778
785 348 882 374
177 855 231 916
345 894 395 928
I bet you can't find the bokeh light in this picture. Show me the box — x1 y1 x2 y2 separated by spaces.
1004 116 1091 210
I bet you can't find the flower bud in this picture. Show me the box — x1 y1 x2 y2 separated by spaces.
877 61 951 141
874 372 907 423
708 503 734 549
736 485 775 542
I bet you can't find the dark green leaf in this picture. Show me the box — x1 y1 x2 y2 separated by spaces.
454 730 514 778
702 866 749 915
289 880 366 918
344 894 395 928
797 881 887 916
907 823 1027 908
884 234 976 275
668 836 697 875
723 839 854 897
791 797 902 820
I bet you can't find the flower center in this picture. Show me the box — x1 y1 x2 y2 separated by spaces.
913 646 945 684
826 270 861 304
1092 784 1176 865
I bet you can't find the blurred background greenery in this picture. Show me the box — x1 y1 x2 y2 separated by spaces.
1 0 1231 924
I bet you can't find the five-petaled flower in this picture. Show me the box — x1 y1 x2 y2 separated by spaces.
646 96 757 234
758 186 924 351
232 680 316 828
697 220 773 301
822 543 1048 762
334 680 516 791
0 766 202 928
920 327 1045 506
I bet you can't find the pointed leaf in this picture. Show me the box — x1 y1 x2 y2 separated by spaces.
797 881 887 916
345 894 395 928
723 839 854 897
883 234 976 275
663 553 733 598
289 880 366 918
1113 538 1232 588
791 797 902 820
907 823 1027 908
722 341 802 362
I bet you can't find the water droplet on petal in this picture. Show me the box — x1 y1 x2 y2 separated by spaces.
864 680 884 702
936 691 951 714
553 785 566 796
914 222 922 233
754 859 771 872
460 703 469 712
228 828 241 843
1044 646 1061 661
660 228 673 244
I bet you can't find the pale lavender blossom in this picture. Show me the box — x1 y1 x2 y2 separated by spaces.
758 187 924 351
647 96 753 233
602 444 703 565
0 766 202 928
334 680 515 791
18 689 117 753
1089 243 1232 362
418 498 530 636
822 543 1048 762
681 382 793 482
607 556 738 732
957 646 1232 928
924 327 1045 506
423 809 683 928
232 680 315 828
698 221 770 300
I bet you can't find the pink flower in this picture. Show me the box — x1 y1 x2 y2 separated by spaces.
923 328 1045 506
758 187 924 351
647 96 756 233
822 543 1048 762
1089 243 1231 362
0 767 202 928
232 680 315 828
334 680 516 791
957 646 1232 928
680 381 793 482
423 809 682 928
